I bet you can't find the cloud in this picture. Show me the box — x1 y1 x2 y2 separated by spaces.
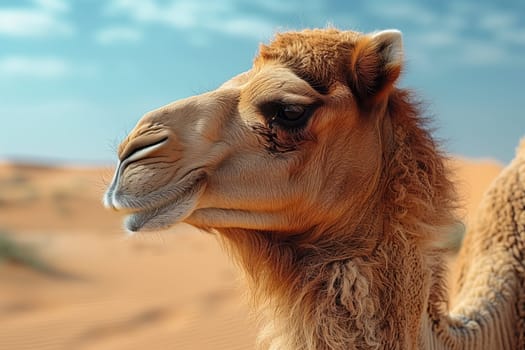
105 0 277 41
0 0 73 38
367 2 437 26
219 17 275 38
0 55 99 80
411 31 459 49
497 28 525 46
33 0 70 13
477 11 525 46
248 0 324 15
95 26 143 45
458 42 511 65
479 12 518 32
0 56 71 78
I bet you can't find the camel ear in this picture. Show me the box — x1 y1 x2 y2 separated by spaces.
348 29 403 104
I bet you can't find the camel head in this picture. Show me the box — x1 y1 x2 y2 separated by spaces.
104 29 404 235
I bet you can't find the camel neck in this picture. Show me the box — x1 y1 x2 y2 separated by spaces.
219 227 436 349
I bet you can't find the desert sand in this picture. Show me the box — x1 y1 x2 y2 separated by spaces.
0 158 503 350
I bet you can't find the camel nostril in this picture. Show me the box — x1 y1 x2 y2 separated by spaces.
120 136 169 163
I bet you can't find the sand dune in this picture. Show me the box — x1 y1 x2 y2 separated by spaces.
1 232 256 350
0 158 503 349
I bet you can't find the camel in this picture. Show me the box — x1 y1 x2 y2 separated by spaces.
103 28 525 349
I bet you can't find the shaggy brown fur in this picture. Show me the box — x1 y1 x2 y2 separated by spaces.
219 90 457 350
104 28 525 349
429 140 525 349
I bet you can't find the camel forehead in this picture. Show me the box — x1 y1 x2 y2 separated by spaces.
255 29 361 93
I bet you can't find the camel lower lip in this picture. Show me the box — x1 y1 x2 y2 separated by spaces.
125 200 178 232
124 174 206 232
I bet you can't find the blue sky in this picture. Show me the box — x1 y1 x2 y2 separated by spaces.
0 0 524 164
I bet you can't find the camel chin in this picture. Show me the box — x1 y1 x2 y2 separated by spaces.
124 180 206 233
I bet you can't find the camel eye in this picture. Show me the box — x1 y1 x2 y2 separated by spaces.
279 105 305 121
274 104 310 128
259 101 319 130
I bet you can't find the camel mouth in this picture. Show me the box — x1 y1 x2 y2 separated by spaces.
124 170 207 233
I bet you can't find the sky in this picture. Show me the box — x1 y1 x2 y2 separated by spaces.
0 0 524 164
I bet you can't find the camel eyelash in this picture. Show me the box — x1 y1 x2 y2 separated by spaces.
252 118 315 156
250 122 293 154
